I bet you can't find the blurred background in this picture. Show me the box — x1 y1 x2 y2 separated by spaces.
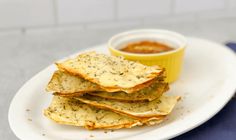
0 0 235 37
0 0 236 139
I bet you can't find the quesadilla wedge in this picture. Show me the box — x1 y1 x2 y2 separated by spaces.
76 95 180 118
56 52 163 93
47 70 167 101
44 96 165 130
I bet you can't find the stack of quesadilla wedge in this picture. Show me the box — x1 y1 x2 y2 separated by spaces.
44 52 180 130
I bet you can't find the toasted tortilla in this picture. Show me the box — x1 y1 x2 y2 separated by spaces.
44 96 164 130
76 95 180 118
48 71 166 101
88 82 169 102
46 70 101 94
53 80 168 102
56 52 163 93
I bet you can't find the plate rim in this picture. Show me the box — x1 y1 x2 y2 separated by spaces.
127 37 236 140
8 37 236 140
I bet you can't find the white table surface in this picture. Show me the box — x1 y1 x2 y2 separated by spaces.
1 18 236 140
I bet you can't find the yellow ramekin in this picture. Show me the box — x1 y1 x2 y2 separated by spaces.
108 29 187 83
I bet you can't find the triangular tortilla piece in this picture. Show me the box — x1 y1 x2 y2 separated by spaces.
56 52 163 93
46 70 101 94
88 82 169 102
44 96 165 130
76 95 180 118
46 70 166 100
54 80 168 102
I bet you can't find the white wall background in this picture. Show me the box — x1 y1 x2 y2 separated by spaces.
0 0 235 31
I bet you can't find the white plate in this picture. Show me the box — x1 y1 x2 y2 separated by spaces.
9 38 236 140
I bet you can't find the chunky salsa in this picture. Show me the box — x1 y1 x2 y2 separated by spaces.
120 41 174 54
